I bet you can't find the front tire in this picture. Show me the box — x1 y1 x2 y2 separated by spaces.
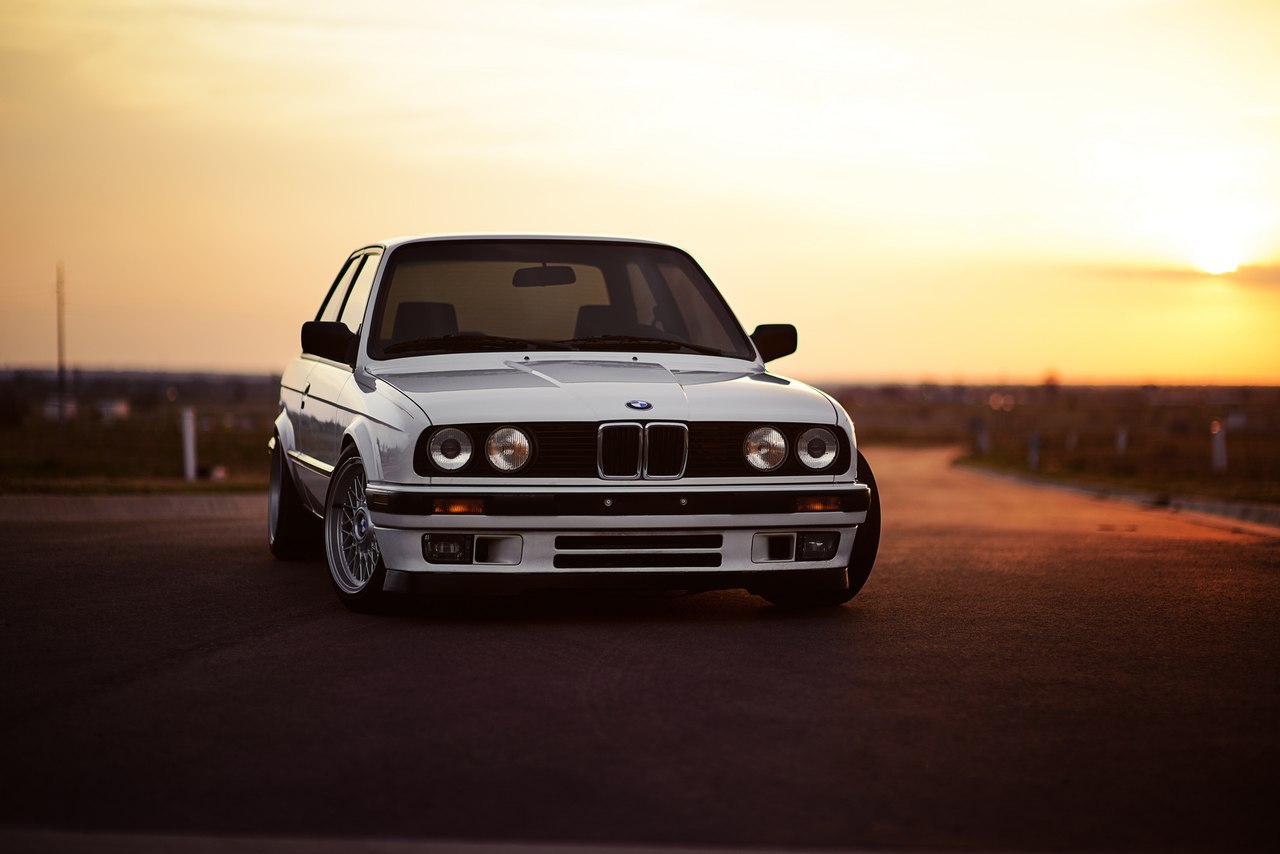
268 437 322 560
324 450 391 612
761 449 881 608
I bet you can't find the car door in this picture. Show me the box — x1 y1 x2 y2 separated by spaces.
295 250 381 504
292 253 359 505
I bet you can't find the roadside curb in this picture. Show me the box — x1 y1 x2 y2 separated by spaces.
954 460 1280 534
1162 495 1280 530
0 493 264 523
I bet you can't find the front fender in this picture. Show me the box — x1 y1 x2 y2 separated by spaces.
338 370 425 486
812 387 858 483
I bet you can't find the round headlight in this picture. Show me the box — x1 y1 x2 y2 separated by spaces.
797 427 838 470
428 427 472 471
486 426 531 472
744 426 787 472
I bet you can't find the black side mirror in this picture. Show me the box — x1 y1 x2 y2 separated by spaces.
750 324 797 362
301 321 357 365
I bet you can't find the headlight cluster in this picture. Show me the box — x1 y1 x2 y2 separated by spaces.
427 426 530 473
743 425 839 472
420 422 844 477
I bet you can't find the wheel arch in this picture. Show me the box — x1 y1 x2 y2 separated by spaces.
271 410 308 493
273 409 297 453
342 417 385 482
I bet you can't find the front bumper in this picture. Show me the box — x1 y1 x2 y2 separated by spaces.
365 482 871 590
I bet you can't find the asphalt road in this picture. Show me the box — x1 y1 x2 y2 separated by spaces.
1 448 1277 852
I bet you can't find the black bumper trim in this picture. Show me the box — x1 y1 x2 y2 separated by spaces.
383 567 849 596
367 485 871 517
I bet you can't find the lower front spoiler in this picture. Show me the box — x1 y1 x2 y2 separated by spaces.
383 566 850 596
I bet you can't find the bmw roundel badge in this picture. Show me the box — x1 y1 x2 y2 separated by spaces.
625 400 653 411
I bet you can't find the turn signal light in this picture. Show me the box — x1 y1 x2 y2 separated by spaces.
433 498 485 514
795 496 841 512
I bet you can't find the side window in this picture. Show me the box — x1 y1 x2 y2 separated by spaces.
317 256 361 322
338 252 381 333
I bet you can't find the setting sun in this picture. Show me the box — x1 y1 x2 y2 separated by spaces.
1194 251 1242 276
1186 209 1265 276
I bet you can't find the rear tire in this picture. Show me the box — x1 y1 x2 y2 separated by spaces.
268 437 322 560
324 450 391 613
761 449 881 609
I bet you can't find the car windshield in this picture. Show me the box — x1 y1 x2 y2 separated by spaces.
367 240 756 361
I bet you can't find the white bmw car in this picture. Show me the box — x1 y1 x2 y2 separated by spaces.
268 235 880 611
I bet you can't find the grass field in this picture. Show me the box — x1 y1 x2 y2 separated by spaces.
954 451 1280 506
0 410 272 493
3 372 1277 505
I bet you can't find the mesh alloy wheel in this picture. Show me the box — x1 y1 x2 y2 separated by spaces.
324 452 389 609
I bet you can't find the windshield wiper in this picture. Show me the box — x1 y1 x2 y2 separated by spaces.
382 334 569 355
558 334 727 357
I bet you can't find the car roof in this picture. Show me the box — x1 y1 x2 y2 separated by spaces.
372 233 678 252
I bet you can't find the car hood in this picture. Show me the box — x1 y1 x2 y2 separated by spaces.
371 358 837 425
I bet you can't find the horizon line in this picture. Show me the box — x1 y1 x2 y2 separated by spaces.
3 363 1277 389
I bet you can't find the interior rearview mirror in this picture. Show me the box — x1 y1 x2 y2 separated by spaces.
301 321 357 365
750 324 798 362
513 265 577 287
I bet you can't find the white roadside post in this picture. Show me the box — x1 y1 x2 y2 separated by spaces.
1210 420 1228 474
181 406 197 482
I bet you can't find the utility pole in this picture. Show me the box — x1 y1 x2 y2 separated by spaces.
56 261 67 420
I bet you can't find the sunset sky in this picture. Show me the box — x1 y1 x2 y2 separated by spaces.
2 0 1278 383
